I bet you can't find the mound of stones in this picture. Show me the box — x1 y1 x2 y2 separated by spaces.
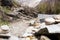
0 25 19 40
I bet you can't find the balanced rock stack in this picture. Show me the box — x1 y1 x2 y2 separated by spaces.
0 25 19 40
0 25 10 40
0 25 10 34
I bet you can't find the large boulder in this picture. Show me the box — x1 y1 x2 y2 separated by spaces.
45 18 55 25
53 15 60 23
34 28 49 35
53 15 60 20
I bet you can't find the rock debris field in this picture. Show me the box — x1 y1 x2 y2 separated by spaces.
0 14 60 40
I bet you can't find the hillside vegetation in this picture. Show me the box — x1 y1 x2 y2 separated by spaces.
0 0 21 25
37 0 60 14
0 0 38 25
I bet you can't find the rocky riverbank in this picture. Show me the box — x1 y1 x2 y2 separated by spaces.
0 14 60 40
7 14 60 40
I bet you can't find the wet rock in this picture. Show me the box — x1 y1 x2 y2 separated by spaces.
45 18 55 25
40 35 50 40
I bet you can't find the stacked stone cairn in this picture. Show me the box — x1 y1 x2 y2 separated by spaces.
0 25 19 40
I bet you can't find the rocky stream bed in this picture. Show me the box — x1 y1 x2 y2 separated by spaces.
6 14 60 40
0 14 60 40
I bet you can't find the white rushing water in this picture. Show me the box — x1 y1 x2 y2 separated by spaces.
16 0 41 7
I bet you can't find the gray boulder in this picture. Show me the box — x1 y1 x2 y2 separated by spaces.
53 15 60 23
54 15 60 20
45 18 55 25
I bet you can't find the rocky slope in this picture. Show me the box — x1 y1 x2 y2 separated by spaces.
0 0 39 23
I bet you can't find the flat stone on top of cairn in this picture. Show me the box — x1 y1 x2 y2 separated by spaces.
1 25 9 31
